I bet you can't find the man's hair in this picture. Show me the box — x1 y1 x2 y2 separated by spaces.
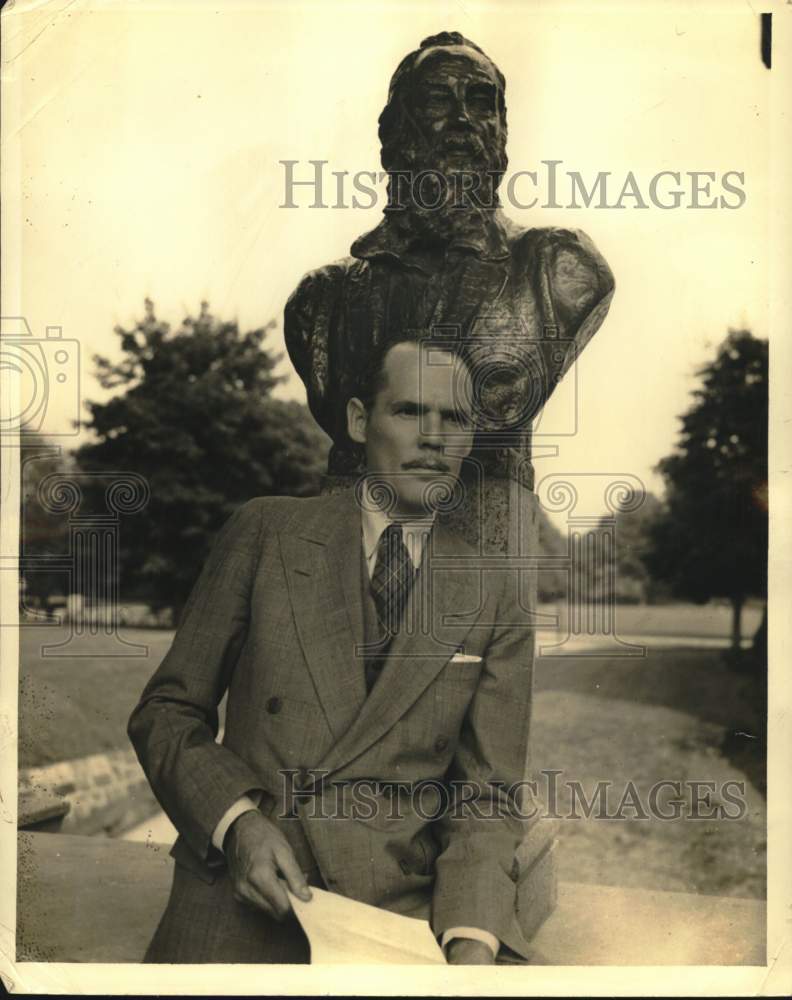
355 330 472 411
378 31 508 176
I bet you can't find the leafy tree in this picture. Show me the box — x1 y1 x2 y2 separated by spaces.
535 508 568 602
77 300 329 620
586 492 670 605
646 330 767 651
19 434 72 617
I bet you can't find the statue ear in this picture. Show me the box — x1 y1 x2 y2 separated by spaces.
346 397 368 445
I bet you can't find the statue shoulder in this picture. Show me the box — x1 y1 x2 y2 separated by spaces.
285 256 358 320
509 225 616 317
284 256 360 386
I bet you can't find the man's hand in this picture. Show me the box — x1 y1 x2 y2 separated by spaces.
225 809 312 920
446 938 496 965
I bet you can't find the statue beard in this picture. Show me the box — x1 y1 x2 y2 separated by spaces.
383 131 507 245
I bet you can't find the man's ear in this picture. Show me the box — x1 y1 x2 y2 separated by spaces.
347 397 368 445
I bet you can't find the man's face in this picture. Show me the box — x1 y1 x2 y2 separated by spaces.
407 46 503 175
347 342 474 517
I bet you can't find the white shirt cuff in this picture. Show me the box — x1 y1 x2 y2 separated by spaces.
211 793 262 852
441 927 500 958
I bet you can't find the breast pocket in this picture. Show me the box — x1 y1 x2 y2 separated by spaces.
389 658 482 767
432 658 482 717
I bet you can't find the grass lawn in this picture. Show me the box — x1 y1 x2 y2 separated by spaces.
532 647 765 899
18 627 175 767
537 600 764 640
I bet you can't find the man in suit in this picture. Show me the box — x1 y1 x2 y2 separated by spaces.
128 332 552 965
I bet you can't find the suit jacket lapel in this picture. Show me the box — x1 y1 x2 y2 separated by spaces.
316 518 483 778
279 492 367 741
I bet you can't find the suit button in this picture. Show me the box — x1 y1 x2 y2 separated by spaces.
434 735 449 754
266 696 282 714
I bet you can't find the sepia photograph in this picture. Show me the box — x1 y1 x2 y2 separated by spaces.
1 0 789 994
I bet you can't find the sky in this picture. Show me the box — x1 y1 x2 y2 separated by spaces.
2 0 770 523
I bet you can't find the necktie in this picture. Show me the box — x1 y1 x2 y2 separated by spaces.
366 524 414 691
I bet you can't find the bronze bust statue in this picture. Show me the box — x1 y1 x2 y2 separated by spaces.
285 31 615 485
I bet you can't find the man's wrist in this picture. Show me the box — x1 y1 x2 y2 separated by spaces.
212 793 263 853
441 927 499 958
445 937 496 965
222 805 260 853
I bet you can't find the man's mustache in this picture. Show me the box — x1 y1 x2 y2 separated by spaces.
402 459 452 473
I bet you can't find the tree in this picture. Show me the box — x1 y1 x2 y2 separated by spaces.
535 507 568 602
610 493 670 603
76 300 329 620
586 492 670 605
646 330 768 651
19 433 72 617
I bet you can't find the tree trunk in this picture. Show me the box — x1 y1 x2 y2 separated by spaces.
730 594 744 653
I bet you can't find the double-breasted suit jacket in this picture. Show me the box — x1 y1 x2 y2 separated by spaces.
128 489 553 962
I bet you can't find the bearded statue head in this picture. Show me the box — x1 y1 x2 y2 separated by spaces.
377 32 509 219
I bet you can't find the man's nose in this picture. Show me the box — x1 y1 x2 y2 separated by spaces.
419 414 445 448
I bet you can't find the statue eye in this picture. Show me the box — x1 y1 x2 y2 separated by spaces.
467 84 496 111
425 86 451 104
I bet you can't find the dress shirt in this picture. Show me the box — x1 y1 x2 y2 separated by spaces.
360 491 434 577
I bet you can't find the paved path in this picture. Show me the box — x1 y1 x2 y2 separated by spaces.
536 631 751 655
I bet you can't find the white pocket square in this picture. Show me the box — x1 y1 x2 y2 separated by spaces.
450 652 482 664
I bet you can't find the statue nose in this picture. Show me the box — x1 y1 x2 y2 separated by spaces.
447 91 472 125
453 102 471 125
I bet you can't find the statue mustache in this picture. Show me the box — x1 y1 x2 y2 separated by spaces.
404 131 500 172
